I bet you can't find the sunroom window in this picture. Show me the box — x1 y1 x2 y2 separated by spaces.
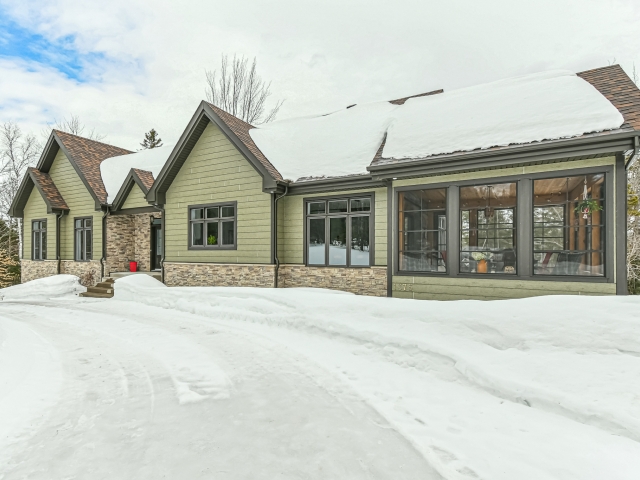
533 174 604 276
398 188 447 272
460 182 517 274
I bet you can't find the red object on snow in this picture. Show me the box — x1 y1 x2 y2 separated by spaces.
129 261 138 272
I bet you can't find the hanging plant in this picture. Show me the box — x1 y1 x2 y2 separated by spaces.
575 199 602 218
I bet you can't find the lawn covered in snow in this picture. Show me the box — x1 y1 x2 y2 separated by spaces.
2 274 640 479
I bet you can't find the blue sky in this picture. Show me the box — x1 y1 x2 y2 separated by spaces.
0 9 104 82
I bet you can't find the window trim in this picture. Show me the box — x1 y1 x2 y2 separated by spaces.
303 192 375 268
31 218 47 261
73 216 93 262
459 181 518 276
187 201 238 251
393 165 614 283
397 187 448 274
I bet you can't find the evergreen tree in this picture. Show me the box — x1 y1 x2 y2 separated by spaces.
140 129 163 149
0 248 19 288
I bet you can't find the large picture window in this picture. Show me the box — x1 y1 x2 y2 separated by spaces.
189 203 236 249
306 196 372 267
533 174 604 276
460 182 517 274
74 217 92 261
32 220 47 260
398 188 447 272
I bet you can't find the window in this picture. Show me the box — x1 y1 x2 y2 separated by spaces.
533 174 604 276
32 220 47 260
306 196 372 267
398 188 447 272
189 203 236 249
74 217 92 261
460 183 517 274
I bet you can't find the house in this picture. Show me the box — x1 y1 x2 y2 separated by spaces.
9 64 640 300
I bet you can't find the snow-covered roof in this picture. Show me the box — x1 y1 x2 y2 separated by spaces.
249 71 625 182
100 145 173 203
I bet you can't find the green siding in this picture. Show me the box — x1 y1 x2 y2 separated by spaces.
164 122 272 263
122 183 149 209
22 188 57 260
392 275 616 300
280 187 387 266
391 156 619 299
48 150 103 260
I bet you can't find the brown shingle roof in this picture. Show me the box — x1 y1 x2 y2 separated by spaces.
132 168 155 191
577 64 640 131
54 130 133 204
205 103 283 181
28 167 69 210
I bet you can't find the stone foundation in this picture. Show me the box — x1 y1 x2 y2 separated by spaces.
60 260 102 286
105 212 160 275
164 262 276 287
21 260 59 283
278 265 387 297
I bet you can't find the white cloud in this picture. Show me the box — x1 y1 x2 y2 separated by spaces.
0 0 639 151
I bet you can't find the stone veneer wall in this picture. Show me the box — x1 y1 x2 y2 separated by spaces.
134 213 161 271
21 260 59 283
105 215 134 275
164 262 276 287
105 212 161 275
278 265 388 297
60 260 102 286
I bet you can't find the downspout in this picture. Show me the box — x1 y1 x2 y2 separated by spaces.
101 206 110 280
56 211 65 274
625 136 640 170
273 184 289 288
153 204 165 284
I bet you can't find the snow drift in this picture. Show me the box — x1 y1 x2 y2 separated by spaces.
0 275 85 301
115 275 640 480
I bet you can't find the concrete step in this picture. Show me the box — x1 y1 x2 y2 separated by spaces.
95 282 114 289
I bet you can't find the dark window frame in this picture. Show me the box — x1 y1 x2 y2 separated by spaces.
187 201 238 250
397 187 448 274
31 218 47 261
532 173 606 277
303 193 375 268
393 165 614 283
459 182 518 275
74 216 93 262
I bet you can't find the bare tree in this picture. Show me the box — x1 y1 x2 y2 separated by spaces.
44 114 107 142
0 122 41 261
205 54 284 124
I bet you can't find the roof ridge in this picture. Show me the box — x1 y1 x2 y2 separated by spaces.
576 64 623 76
53 129 133 154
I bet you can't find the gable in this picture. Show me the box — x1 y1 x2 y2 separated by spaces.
121 182 149 209
48 149 98 211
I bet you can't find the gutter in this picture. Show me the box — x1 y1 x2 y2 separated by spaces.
153 204 165 284
100 206 110 280
273 183 289 288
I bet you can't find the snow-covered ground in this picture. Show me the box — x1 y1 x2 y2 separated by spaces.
2 275 640 479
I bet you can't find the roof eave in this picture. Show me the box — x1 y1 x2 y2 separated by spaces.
367 129 638 179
